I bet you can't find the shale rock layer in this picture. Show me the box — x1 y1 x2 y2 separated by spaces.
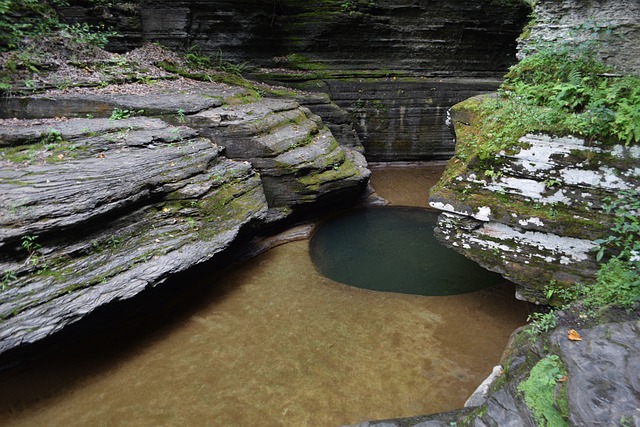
0 80 369 354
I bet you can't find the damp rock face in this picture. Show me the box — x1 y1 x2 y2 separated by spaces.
348 314 640 427
56 0 530 161
518 0 640 73
428 95 640 302
0 80 370 355
66 0 530 74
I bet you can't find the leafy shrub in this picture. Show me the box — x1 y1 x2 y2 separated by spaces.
0 0 116 51
185 45 212 69
499 47 640 146
595 189 640 262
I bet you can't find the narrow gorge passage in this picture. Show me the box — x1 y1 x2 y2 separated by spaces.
0 166 528 426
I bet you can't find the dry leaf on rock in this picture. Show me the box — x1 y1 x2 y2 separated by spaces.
568 329 583 341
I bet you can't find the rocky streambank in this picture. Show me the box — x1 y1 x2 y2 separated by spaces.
347 309 640 427
0 78 369 356
429 95 640 302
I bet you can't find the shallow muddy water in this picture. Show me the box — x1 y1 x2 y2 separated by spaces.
0 163 527 426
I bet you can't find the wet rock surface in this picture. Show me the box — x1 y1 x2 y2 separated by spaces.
73 0 529 74
0 80 370 355
346 314 640 427
556 320 640 425
429 97 640 301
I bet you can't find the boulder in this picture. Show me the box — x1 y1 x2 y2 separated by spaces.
186 97 370 215
0 115 268 353
428 96 640 302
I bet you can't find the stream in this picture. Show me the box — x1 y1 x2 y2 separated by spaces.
0 163 528 426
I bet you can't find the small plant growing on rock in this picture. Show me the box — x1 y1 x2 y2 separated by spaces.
21 234 42 267
185 45 212 69
109 108 143 120
525 310 557 341
177 108 186 124
40 128 63 146
594 189 640 262
1 270 17 291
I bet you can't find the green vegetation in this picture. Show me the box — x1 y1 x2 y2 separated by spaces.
274 53 329 72
526 190 639 338
176 108 186 124
185 45 248 76
518 354 569 427
547 190 639 311
109 108 143 120
450 46 640 173
40 128 63 145
524 310 556 341
1 270 17 291
501 48 640 145
21 234 42 267
594 189 640 263
0 0 119 90
0 0 116 50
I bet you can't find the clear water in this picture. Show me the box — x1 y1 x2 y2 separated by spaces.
310 207 501 296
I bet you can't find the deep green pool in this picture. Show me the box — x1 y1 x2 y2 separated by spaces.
310 207 502 296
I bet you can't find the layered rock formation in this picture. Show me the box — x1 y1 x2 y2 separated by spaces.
64 0 529 73
429 97 640 301
314 77 505 161
0 80 369 355
518 0 640 73
57 0 531 160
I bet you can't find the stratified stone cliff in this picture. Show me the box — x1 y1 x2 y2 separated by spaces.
0 78 369 355
65 0 529 74
57 0 531 161
518 0 640 73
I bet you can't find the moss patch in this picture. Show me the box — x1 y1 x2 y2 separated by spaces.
518 354 569 426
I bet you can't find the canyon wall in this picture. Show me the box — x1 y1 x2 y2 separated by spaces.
0 76 369 356
518 0 640 73
59 0 531 160
428 0 640 302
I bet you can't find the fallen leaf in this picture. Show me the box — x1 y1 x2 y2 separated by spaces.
558 375 567 383
568 329 582 341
